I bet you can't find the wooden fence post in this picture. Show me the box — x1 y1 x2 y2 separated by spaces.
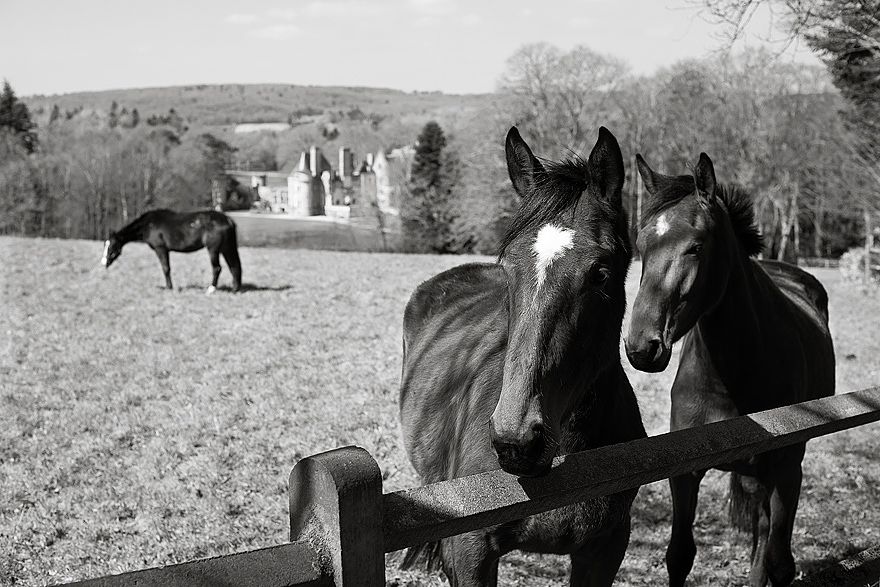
289 446 384 586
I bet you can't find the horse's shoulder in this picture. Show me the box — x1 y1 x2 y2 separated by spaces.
754 259 829 324
403 262 505 334
400 262 507 481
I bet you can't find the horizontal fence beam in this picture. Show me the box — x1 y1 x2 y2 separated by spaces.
61 541 329 587
793 545 880 586
382 387 880 552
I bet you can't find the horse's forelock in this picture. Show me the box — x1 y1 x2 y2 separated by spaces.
641 176 763 257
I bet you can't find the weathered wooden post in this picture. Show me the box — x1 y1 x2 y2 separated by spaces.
289 446 384 586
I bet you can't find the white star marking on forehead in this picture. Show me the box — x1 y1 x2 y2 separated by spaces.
533 224 575 288
655 214 670 237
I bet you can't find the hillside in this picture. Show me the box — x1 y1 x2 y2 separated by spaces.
23 83 500 130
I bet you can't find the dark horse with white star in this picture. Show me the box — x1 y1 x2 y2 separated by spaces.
101 209 242 293
398 127 646 586
625 153 835 587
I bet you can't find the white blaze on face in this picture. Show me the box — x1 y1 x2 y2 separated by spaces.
533 224 576 289
655 214 670 237
101 240 110 266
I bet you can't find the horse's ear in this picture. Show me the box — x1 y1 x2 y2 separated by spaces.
636 154 660 195
588 127 624 207
505 126 543 198
108 230 117 240
694 152 717 204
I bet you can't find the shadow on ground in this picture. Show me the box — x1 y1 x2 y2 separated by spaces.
178 282 296 293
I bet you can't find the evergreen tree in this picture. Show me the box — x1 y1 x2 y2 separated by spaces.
411 121 446 189
131 107 139 128
0 80 38 153
402 121 464 253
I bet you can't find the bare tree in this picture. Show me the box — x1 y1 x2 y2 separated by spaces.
498 43 629 155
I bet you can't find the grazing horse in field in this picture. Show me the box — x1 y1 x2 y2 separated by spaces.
625 153 835 587
101 209 242 293
399 127 647 586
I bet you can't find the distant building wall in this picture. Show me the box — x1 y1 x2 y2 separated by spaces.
309 175 325 216
288 170 313 217
359 165 377 206
372 151 392 211
339 147 353 188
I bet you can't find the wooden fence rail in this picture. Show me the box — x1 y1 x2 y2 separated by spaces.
61 386 880 587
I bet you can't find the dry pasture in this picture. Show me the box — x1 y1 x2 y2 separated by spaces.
1 236 878 586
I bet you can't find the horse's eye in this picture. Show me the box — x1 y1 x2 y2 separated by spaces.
687 243 703 255
588 266 611 287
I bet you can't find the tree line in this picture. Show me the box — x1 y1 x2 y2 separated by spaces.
401 12 878 257
0 81 233 239
2 0 877 258
401 0 877 256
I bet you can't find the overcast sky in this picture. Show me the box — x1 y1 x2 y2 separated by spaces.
1 0 820 96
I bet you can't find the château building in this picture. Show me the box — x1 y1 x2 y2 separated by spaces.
222 145 413 220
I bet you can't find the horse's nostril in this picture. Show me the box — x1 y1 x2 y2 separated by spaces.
529 422 544 441
493 440 519 463
646 337 663 361
493 430 547 465
525 431 546 460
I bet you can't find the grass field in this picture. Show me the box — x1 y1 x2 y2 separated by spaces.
2 236 879 586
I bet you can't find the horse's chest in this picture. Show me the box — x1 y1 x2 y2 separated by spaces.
671 382 741 429
513 491 635 554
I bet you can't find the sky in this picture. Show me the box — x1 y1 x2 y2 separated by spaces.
0 0 821 97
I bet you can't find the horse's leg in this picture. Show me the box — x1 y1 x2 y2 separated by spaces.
220 243 242 292
440 531 499 587
748 494 771 587
570 515 631 587
153 246 172 290
207 246 221 294
762 464 802 586
666 470 705 587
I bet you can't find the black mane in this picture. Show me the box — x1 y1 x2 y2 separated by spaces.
498 155 607 258
113 210 160 241
642 177 763 257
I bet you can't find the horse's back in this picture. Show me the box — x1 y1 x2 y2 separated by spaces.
758 259 829 325
142 209 235 251
400 262 508 482
144 209 233 228
755 258 835 399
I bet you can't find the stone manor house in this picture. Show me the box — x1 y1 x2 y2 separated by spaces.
222 145 414 220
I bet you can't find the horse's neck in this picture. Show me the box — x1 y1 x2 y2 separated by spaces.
562 362 643 451
693 248 773 400
117 217 148 243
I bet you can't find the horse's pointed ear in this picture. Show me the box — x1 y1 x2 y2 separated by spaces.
636 154 660 195
505 126 543 198
587 126 624 206
694 152 717 203
108 230 117 240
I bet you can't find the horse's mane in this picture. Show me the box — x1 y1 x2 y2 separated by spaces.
642 177 764 257
114 209 170 240
498 155 611 258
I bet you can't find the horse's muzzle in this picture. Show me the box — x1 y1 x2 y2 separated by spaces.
625 335 672 372
490 424 552 477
